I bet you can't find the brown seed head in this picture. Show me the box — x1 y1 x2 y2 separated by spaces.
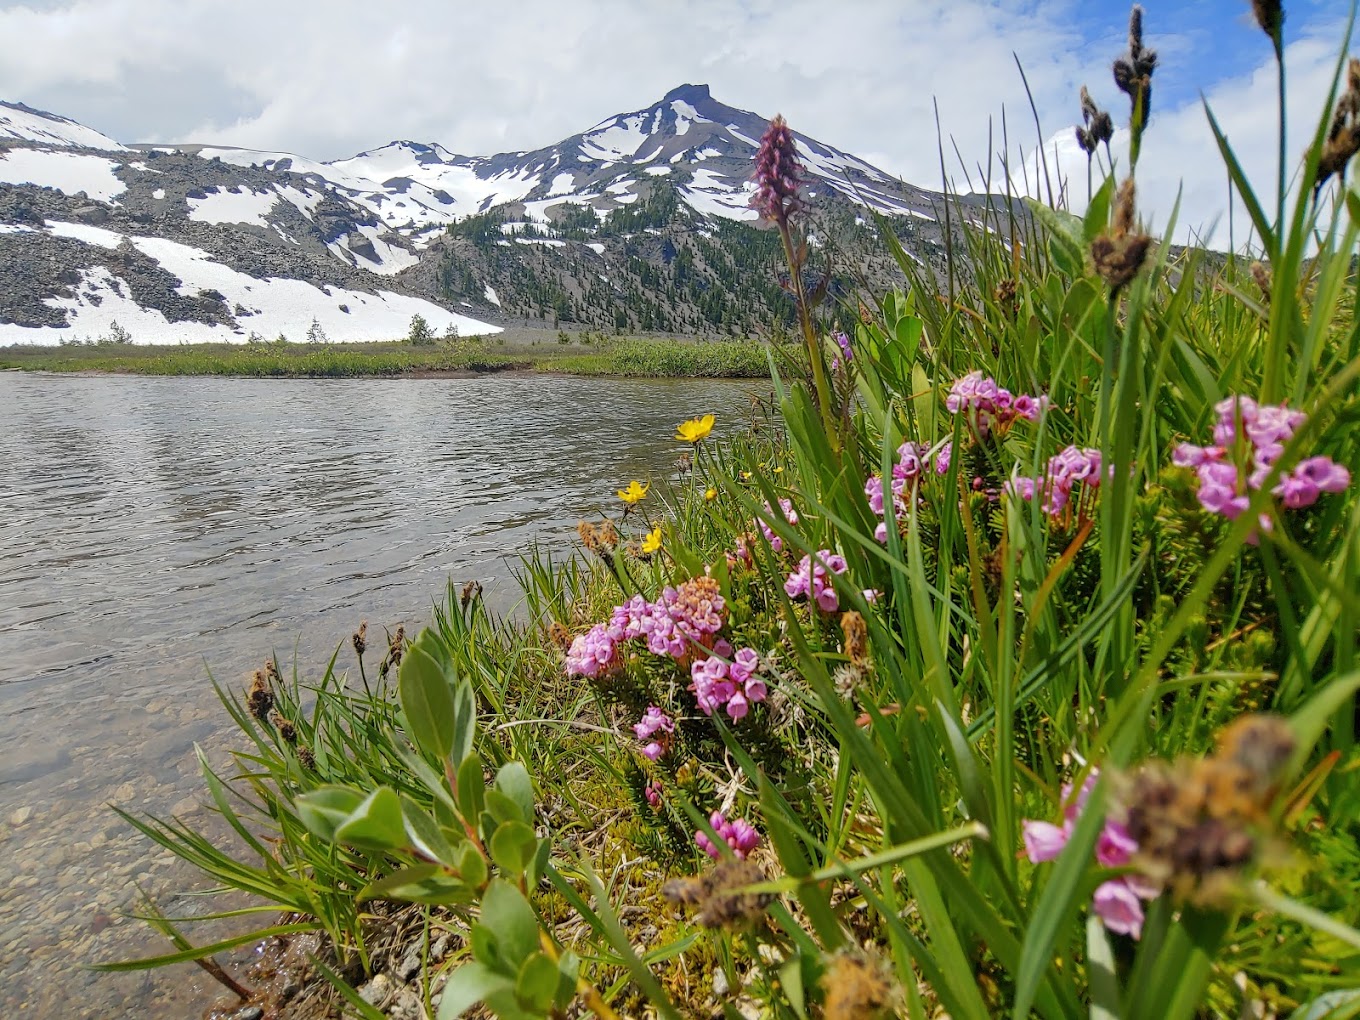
459 579 483 609
547 621 572 651
246 670 274 721
840 611 870 668
1250 0 1284 40
1113 5 1158 119
662 858 773 930
822 950 895 1020
297 746 316 771
268 710 298 744
1317 58 1360 191
1249 261 1272 303
352 620 367 657
1091 233 1152 291
1120 713 1292 906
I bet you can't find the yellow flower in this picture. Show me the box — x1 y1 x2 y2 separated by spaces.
641 526 663 554
675 413 715 444
704 487 717 501
617 480 649 504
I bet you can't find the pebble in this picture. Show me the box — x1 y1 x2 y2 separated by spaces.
396 950 422 982
231 1008 263 1020
8 807 33 827
713 969 730 996
359 973 395 1009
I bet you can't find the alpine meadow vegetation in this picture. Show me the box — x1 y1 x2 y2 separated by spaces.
102 4 1360 1018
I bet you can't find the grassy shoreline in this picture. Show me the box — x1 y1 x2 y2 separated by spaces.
0 335 777 379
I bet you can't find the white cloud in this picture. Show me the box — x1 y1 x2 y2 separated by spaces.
983 19 1352 248
0 0 1351 248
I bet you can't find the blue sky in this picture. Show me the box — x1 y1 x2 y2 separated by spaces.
0 0 1352 246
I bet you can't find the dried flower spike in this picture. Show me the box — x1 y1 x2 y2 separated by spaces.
1250 0 1284 40
1317 57 1360 192
246 669 274 721
352 620 367 658
662 858 773 930
1091 176 1152 290
822 949 895 1020
751 114 806 225
1113 4 1158 135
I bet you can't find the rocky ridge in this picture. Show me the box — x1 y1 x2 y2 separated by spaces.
1 87 998 344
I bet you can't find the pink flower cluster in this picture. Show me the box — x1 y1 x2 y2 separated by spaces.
696 809 761 860
865 441 927 542
644 781 663 809
1008 446 1105 518
1174 396 1350 538
633 706 675 760
758 498 800 552
691 647 767 719
1022 770 1157 939
946 371 1050 437
784 549 848 612
565 578 726 678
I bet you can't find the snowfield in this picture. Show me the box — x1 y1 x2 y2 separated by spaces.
0 221 499 347
0 148 126 201
0 102 127 151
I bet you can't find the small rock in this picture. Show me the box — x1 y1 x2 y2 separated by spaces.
396 950 422 982
9 807 33 826
113 782 136 802
713 969 730 997
430 934 451 962
170 797 198 816
359 973 395 1009
232 1008 264 1020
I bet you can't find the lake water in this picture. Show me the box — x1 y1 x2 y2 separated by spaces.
0 371 763 1018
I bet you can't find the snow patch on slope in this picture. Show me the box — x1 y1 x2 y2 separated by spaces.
187 186 278 226
0 225 499 346
0 104 127 151
0 149 126 201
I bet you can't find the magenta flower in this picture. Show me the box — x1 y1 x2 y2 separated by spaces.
696 810 761 859
785 550 848 612
644 781 663 810
1021 768 1157 940
691 647 767 718
947 372 1049 438
758 498 800 552
1177 395 1350 540
1008 446 1105 520
1093 880 1146 938
634 706 674 759
565 624 619 678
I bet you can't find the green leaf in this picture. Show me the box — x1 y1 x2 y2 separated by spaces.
554 949 581 1008
1082 174 1116 242
515 952 560 1013
402 795 459 866
458 841 489 889
469 923 505 973
490 820 539 878
398 641 457 762
358 865 474 906
495 761 535 823
294 785 364 843
457 753 487 822
437 961 515 1020
451 679 476 768
480 879 540 968
334 786 407 852
1289 669 1360 776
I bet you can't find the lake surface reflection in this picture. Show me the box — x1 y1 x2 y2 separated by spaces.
0 371 763 1018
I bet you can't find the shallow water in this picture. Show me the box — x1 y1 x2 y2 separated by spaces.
0 371 762 1018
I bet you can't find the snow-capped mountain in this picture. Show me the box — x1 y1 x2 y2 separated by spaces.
1 87 978 345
